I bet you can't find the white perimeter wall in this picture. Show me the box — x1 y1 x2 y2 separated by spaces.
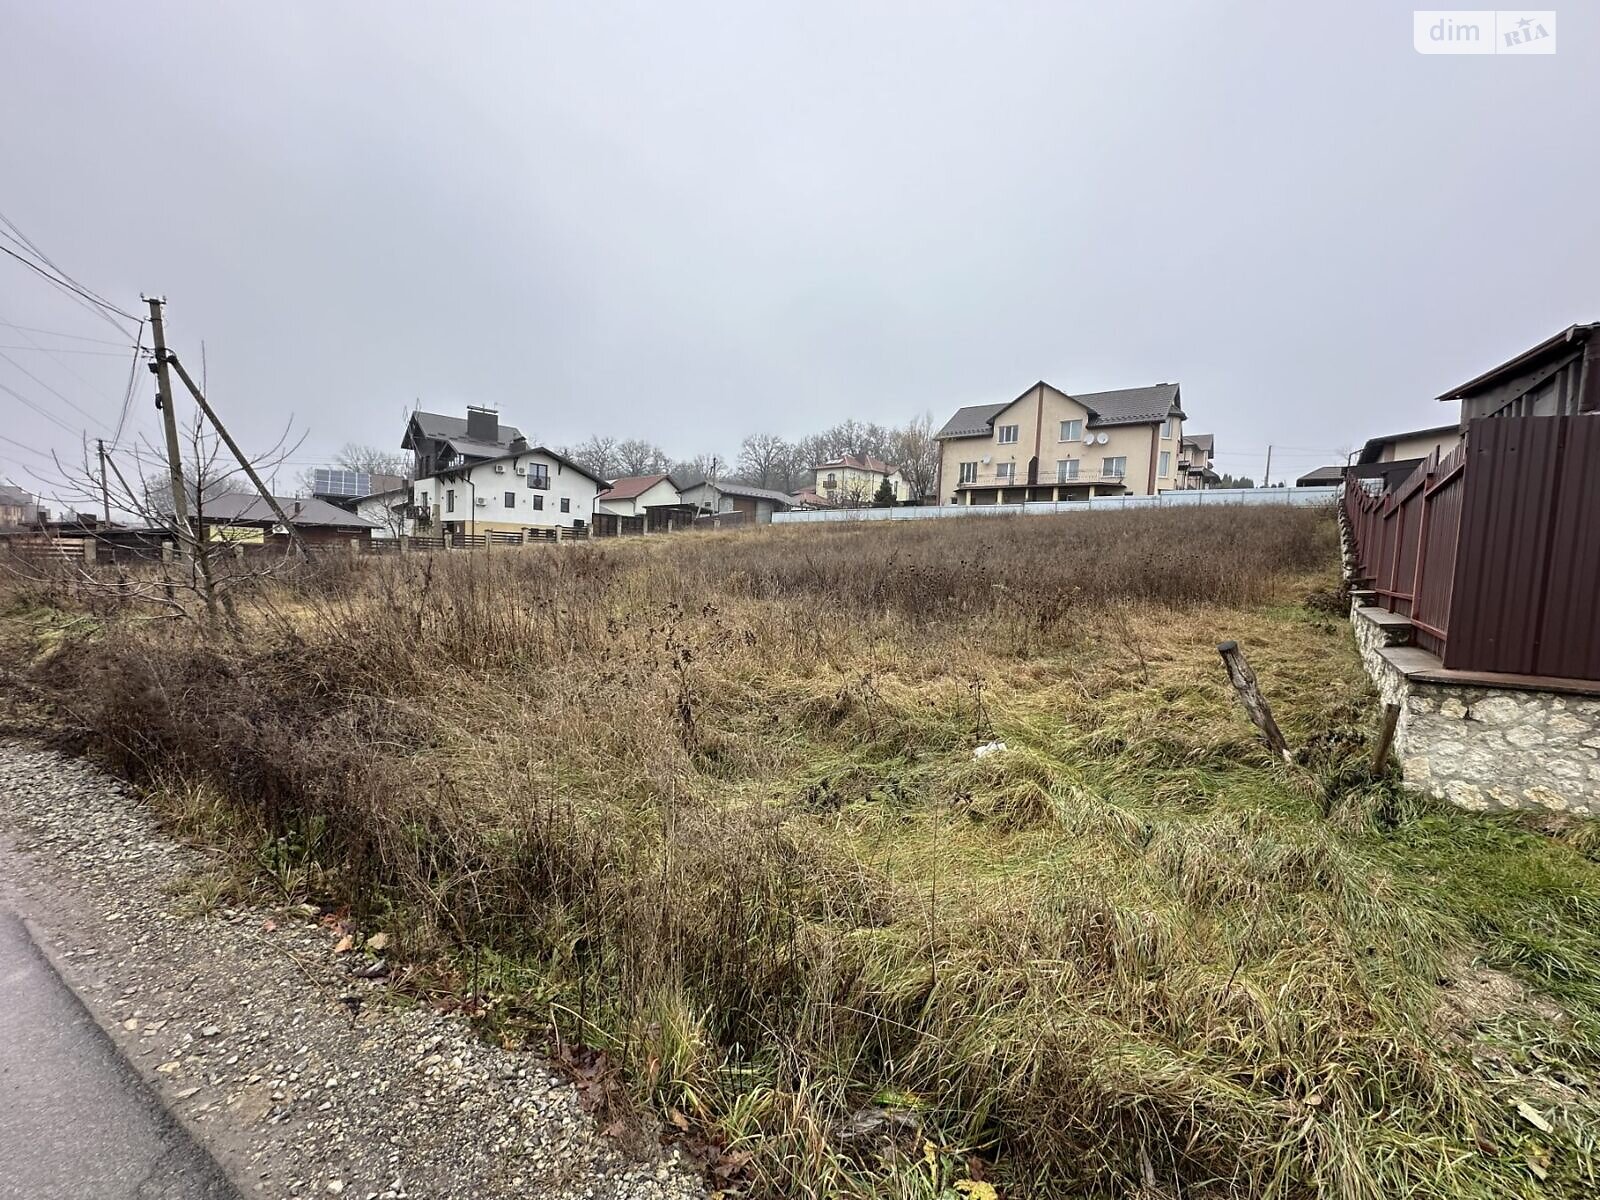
772 486 1339 523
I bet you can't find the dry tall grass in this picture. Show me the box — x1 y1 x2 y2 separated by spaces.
11 506 1599 1199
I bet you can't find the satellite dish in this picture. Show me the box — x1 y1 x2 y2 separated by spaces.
1096 433 1109 445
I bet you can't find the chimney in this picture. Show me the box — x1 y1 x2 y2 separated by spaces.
509 435 528 454
466 405 499 443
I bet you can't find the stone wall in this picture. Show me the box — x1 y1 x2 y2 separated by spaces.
1350 606 1600 816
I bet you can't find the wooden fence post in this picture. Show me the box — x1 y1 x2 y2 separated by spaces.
1217 641 1291 761
82 538 96 565
1371 702 1401 774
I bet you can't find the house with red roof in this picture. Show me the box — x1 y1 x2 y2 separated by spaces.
596 473 686 519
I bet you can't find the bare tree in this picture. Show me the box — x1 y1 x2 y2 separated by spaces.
670 452 723 484
736 433 794 490
615 438 670 477
563 435 620 482
52 416 307 627
334 443 410 479
888 412 938 502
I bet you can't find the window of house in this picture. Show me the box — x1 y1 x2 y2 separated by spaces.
1161 418 1173 438
958 462 978 484
418 491 427 507
1059 419 1082 442
446 489 455 513
996 424 1019 445
1103 456 1127 478
1056 459 1079 482
527 464 549 489
559 497 571 513
1159 451 1171 477
531 494 544 511
504 491 516 507
995 461 1015 482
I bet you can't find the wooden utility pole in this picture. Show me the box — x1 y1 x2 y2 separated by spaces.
146 298 190 547
162 352 313 562
1217 640 1291 761
96 438 109 523
1263 445 1273 489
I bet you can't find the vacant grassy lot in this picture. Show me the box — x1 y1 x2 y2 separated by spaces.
8 506 1599 1199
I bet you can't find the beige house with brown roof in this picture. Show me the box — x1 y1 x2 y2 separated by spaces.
811 453 909 506
934 381 1187 505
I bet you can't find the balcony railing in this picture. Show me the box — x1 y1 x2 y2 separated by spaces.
957 469 1126 488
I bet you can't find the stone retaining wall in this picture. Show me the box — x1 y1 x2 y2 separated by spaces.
1351 606 1600 815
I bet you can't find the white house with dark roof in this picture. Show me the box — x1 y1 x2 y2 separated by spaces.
412 444 606 536
934 381 1188 504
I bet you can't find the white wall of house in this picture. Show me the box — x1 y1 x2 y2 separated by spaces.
813 464 909 504
413 450 600 531
680 481 725 513
356 490 412 538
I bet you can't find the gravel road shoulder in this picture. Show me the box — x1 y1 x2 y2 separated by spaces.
0 741 703 1200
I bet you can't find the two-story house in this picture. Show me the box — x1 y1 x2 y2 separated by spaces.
934 382 1187 505
811 454 910 506
1176 432 1219 489
412 440 606 536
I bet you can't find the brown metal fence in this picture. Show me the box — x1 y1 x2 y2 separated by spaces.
1344 415 1600 681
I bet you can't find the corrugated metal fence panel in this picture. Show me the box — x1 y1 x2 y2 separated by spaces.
1534 416 1600 679
1446 416 1594 675
1412 465 1464 658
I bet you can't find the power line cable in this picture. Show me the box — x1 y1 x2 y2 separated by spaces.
0 379 86 438
0 319 136 348
0 349 112 433
0 344 133 356
0 210 138 322
0 243 139 336
111 319 146 448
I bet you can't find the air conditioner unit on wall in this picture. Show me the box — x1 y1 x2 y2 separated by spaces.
474 497 488 507
514 465 526 475
493 464 506 474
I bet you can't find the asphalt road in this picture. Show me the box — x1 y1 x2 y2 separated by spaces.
0 908 237 1200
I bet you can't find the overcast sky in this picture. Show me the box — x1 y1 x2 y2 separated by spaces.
2 2 1594 501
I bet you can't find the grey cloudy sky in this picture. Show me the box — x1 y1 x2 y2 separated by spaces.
2 1 1595 499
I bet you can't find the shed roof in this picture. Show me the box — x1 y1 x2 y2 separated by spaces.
710 481 794 507
1356 423 1460 465
201 494 378 528
1296 465 1346 485
1437 322 1600 401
